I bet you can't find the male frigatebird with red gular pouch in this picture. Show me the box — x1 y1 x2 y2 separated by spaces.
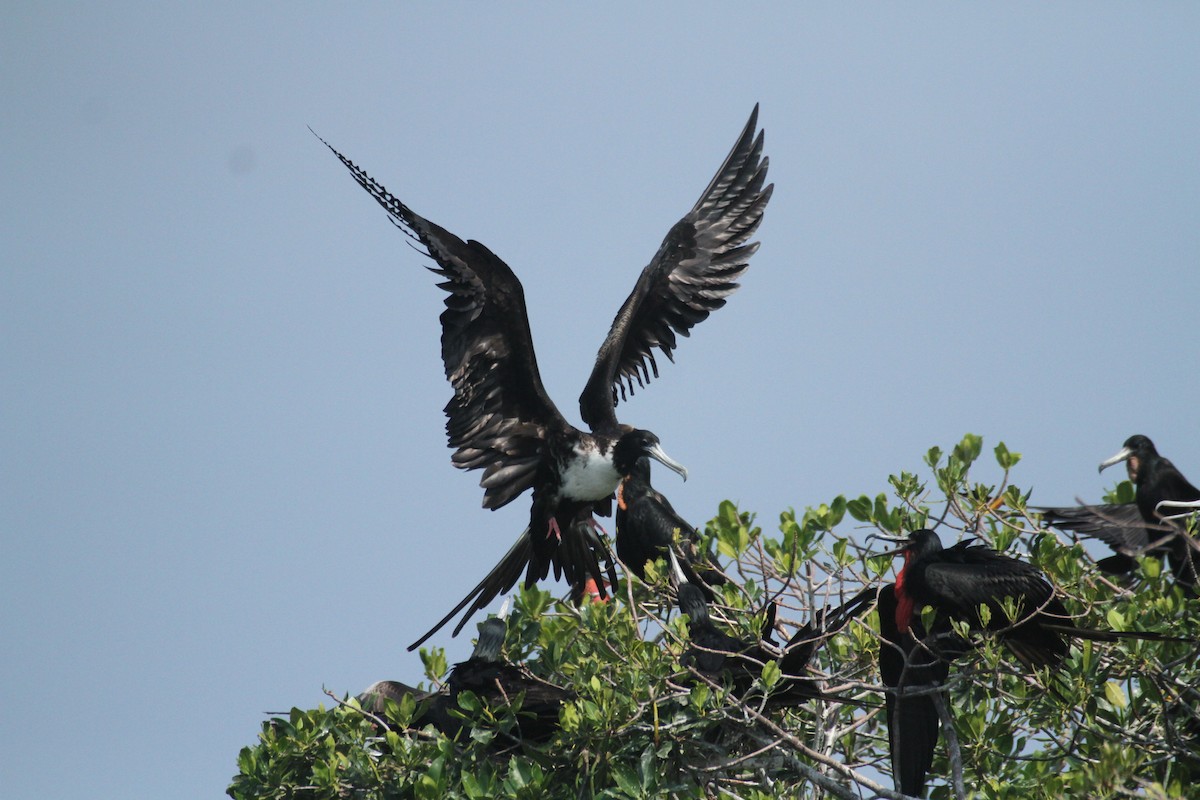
871 529 1191 797
315 107 772 649
872 529 1188 670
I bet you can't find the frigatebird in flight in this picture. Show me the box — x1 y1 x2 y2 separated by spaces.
1040 435 1200 593
615 456 726 596
316 107 772 649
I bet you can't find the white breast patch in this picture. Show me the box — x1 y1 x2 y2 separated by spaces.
559 444 620 501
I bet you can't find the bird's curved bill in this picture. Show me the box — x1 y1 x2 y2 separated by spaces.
864 532 910 556
647 443 688 481
1099 446 1133 473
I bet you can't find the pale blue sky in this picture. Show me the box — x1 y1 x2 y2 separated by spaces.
3 4 1198 798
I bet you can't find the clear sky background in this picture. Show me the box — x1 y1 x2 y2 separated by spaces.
3 4 1198 798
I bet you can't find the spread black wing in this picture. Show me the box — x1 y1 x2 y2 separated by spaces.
316 132 565 510
1038 503 1155 553
578 106 773 430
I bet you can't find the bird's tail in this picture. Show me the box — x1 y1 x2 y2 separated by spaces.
1042 623 1196 646
779 587 877 677
408 529 533 651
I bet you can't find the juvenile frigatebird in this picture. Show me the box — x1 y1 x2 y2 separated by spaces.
615 456 726 596
359 607 574 743
872 529 1190 671
316 107 772 649
1040 435 1200 592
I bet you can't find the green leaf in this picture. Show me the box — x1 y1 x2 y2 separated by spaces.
833 537 850 566
420 647 448 684
760 659 782 690
1104 681 1128 709
847 495 873 522
994 441 1021 469
924 446 943 468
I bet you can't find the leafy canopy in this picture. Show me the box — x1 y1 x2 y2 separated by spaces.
229 435 1199 800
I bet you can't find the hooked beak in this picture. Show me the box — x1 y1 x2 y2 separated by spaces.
646 443 688 482
865 532 910 557
1098 446 1133 474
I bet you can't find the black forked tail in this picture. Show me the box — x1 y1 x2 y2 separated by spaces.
408 530 534 651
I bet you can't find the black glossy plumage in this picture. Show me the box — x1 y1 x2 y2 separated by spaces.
314 107 771 649
1040 436 1200 591
881 529 1192 671
890 529 1073 670
1037 502 1160 574
358 616 574 743
1098 435 1200 591
615 457 726 595
678 583 874 704
876 584 966 799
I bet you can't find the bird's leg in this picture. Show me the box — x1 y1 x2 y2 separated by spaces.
1156 499 1200 521
587 517 609 537
546 516 563 543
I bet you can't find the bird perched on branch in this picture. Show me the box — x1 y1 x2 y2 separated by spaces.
677 576 874 705
1040 435 1200 593
359 604 573 743
871 528 1189 670
871 528 1192 797
615 456 726 597
315 106 771 649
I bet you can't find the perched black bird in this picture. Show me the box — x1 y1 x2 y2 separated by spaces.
872 529 1191 797
678 581 874 703
873 529 1189 671
316 107 772 649
1041 435 1200 592
615 456 726 596
876 584 967 799
678 582 755 677
359 611 574 743
1100 435 1200 590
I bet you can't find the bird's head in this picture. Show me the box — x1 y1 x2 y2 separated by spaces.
1099 434 1158 484
613 428 688 481
868 529 945 563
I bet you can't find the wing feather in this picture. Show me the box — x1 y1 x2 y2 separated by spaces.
1037 503 1157 552
316 133 566 509
920 549 1056 620
579 106 773 429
